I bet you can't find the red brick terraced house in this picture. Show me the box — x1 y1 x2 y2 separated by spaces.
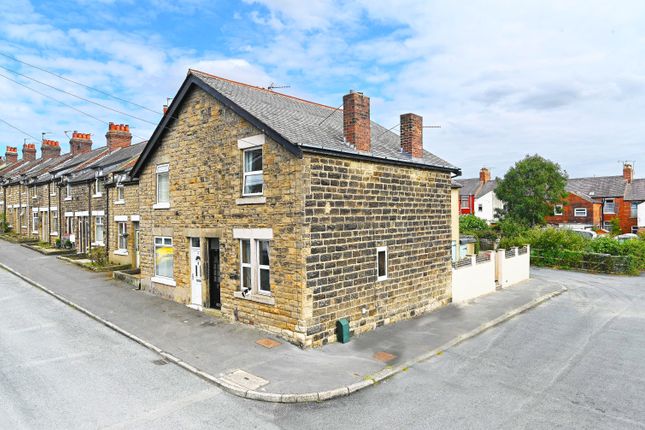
545 163 644 234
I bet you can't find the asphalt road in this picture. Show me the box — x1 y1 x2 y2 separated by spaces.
1 267 644 429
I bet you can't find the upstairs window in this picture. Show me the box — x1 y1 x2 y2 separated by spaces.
604 198 615 214
574 208 587 217
65 182 72 199
94 178 104 196
156 164 170 205
242 148 263 196
477 203 483 212
116 183 125 202
630 201 638 218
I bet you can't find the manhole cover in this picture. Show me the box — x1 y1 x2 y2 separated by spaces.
373 351 397 362
152 359 168 366
221 369 269 390
256 338 281 349
200 320 216 327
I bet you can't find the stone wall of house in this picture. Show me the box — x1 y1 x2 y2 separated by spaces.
107 181 141 266
302 154 453 347
136 87 310 346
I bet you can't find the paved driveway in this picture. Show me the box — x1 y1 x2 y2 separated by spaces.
1 267 643 429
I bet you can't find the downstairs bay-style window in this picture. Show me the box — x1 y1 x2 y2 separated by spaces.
376 246 388 281
242 147 263 196
154 236 174 283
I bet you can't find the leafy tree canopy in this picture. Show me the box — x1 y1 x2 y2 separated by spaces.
495 154 568 227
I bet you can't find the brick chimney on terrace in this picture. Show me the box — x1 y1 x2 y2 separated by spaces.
106 123 132 150
343 90 371 152
70 132 93 155
22 143 36 161
623 163 634 183
400 113 424 158
480 167 491 183
4 146 18 164
41 139 61 159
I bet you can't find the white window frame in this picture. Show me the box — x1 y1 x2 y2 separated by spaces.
574 208 587 217
117 221 128 251
50 186 56 197
65 182 72 200
31 211 38 233
604 198 615 214
31 187 37 199
65 215 74 236
154 164 170 209
153 236 175 285
242 147 263 197
240 239 253 294
477 203 483 212
553 205 563 216
51 210 58 235
376 246 388 281
93 215 104 245
115 183 125 204
630 201 639 218
257 239 271 295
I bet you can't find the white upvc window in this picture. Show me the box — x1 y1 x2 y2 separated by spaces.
631 202 639 218
51 210 58 234
117 222 128 250
94 216 104 244
66 216 74 236
242 148 263 196
239 238 271 296
554 205 563 216
31 187 37 199
94 178 104 197
574 208 587 217
154 164 170 208
376 246 388 281
604 198 615 214
116 183 125 203
154 236 174 280
477 203 483 212
50 186 56 197
65 182 72 200
32 211 38 232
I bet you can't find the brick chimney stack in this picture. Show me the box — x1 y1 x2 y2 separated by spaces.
106 123 132 150
623 163 634 183
400 113 423 158
343 90 371 152
22 143 36 161
480 167 491 183
69 132 93 155
163 104 168 115
4 146 18 164
41 139 61 159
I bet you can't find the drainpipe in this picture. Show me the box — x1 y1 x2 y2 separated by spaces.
18 183 22 236
88 182 92 254
105 184 110 256
47 183 51 243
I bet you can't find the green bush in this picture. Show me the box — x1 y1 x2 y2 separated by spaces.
89 247 107 266
459 214 488 232
0 214 10 233
608 218 622 236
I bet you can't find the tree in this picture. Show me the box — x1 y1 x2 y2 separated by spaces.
495 155 568 227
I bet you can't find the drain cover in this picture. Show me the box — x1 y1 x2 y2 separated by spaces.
373 351 397 362
256 338 281 349
152 359 168 366
221 369 269 390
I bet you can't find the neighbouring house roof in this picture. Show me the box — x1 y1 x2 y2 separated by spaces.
132 70 460 177
458 177 497 198
566 176 627 199
68 142 146 184
624 179 645 201
451 180 462 189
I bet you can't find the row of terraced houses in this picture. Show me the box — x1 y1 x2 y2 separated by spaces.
1 70 462 347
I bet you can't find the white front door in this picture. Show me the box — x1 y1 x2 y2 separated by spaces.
190 238 202 308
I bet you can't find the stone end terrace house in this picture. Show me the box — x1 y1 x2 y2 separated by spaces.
545 163 644 234
129 69 461 347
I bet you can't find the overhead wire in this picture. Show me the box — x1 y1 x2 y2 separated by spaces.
0 116 41 142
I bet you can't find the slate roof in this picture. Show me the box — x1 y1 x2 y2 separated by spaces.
133 70 460 176
68 143 146 184
566 176 627 199
624 178 645 201
458 178 497 198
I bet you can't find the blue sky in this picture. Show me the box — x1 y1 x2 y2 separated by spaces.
0 0 643 178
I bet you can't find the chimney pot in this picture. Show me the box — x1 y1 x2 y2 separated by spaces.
480 167 491 183
343 90 371 152
400 113 423 158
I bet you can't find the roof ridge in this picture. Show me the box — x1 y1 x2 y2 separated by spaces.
189 69 339 111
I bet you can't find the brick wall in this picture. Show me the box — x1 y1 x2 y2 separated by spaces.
303 154 453 347
137 87 310 345
545 193 597 226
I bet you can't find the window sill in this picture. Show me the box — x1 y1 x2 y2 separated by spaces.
151 276 176 287
236 196 266 205
92 194 103 199
114 249 128 256
114 200 125 205
153 202 170 210
234 291 275 305
64 197 72 201
50 232 58 236
91 242 105 247
31 231 38 234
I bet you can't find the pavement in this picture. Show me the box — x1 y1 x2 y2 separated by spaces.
0 239 564 403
